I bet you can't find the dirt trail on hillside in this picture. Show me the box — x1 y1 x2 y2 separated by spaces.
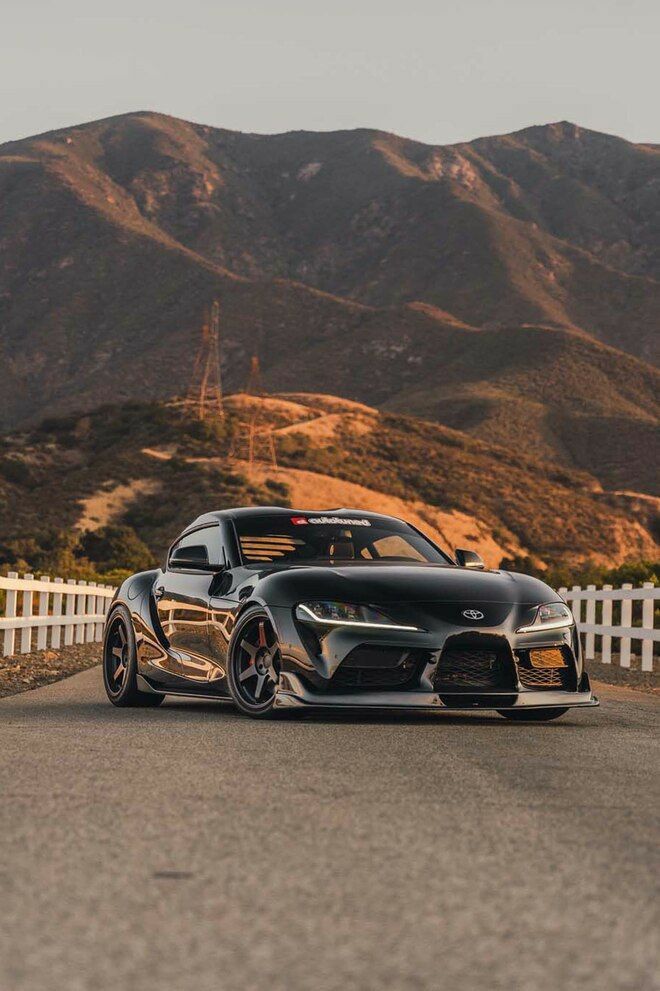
77 479 160 530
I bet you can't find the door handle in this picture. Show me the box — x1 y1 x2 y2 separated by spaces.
154 585 165 601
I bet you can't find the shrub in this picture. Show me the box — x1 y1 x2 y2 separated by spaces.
78 525 155 573
0 456 35 487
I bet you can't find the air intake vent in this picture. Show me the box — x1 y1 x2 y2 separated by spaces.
434 648 508 691
517 667 571 689
515 646 575 690
331 647 426 692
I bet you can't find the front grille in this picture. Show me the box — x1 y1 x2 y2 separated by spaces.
434 648 508 691
331 647 424 692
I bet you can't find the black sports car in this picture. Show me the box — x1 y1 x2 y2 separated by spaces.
102 507 598 719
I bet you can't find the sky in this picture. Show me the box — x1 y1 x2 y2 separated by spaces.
2 0 659 147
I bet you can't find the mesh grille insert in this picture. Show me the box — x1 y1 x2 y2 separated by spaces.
331 647 424 692
529 647 566 669
332 666 417 690
517 666 572 690
434 648 508 690
516 647 574 690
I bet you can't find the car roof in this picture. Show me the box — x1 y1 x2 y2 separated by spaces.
188 506 405 528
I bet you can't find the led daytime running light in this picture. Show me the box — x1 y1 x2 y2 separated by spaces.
516 603 574 634
297 603 420 632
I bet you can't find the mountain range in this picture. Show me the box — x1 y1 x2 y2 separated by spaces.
0 111 658 503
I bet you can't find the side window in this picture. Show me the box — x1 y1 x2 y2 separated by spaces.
169 525 226 569
370 535 426 561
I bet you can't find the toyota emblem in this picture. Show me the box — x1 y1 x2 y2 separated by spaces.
462 609 484 621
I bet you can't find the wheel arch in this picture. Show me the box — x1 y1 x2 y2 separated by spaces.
231 596 282 650
104 569 164 644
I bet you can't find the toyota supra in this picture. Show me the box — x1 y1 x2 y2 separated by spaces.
102 507 598 719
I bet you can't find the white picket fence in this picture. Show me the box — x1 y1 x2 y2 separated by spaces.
558 582 658 671
0 572 115 658
0 572 657 672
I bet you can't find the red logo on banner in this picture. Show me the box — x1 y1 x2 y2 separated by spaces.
290 517 309 525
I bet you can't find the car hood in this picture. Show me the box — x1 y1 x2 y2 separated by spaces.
255 562 556 606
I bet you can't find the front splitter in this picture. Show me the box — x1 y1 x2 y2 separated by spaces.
273 678 598 711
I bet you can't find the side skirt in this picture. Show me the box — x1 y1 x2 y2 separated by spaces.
136 674 231 702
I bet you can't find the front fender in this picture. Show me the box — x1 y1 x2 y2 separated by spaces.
107 570 169 672
232 593 283 644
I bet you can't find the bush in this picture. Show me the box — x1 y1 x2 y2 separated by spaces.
0 456 35 487
541 559 659 589
78 525 155 573
265 478 289 499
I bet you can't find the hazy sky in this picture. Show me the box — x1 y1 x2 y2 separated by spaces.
2 0 659 146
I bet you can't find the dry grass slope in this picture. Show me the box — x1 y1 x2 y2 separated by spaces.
0 394 655 578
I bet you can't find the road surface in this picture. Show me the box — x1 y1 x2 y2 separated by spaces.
1 668 658 991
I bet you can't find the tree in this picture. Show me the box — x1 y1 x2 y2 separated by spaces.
79 526 154 573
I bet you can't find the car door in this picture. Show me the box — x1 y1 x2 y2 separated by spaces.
207 521 245 686
156 525 220 683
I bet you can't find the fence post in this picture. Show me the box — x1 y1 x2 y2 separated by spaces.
571 586 581 625
620 583 633 668
51 577 63 649
601 585 613 664
95 588 107 641
3 572 18 657
75 581 87 644
85 583 96 643
37 576 50 651
641 582 654 672
64 579 76 646
585 584 596 660
21 574 34 654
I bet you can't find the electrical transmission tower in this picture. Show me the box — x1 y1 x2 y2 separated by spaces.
245 354 264 396
245 414 278 471
188 299 224 420
229 352 278 472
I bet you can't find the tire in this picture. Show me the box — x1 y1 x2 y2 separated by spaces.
497 707 569 722
102 604 165 707
227 607 281 718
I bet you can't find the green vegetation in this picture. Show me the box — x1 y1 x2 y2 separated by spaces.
0 525 152 585
501 555 659 588
79 526 154 574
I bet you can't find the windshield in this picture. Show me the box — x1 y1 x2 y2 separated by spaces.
234 514 449 565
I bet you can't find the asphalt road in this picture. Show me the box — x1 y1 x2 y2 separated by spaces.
1 670 658 991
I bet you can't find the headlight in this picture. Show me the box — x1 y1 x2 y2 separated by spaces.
296 601 421 631
516 602 574 634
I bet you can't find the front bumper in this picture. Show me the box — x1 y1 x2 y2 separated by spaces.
270 604 598 712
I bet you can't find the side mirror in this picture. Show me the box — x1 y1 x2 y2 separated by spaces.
169 544 211 570
455 548 485 570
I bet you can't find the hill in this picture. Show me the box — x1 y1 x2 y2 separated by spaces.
0 112 658 493
0 394 655 579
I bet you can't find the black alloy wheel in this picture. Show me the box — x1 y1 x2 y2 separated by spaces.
106 616 130 694
102 605 164 707
228 609 281 717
